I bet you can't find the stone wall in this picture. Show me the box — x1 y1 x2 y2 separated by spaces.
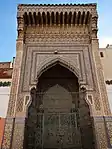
2 4 112 149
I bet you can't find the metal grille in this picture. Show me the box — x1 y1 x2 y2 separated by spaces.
27 112 81 149
25 89 94 149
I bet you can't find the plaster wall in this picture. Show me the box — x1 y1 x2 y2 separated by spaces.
0 87 10 118
100 45 112 80
106 85 112 113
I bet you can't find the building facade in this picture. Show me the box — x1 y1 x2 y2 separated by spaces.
1 3 112 149
0 61 13 118
0 61 14 148
99 45 112 112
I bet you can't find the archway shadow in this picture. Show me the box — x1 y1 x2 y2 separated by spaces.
24 64 95 149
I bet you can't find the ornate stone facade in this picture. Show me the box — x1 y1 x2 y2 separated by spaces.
1 3 112 149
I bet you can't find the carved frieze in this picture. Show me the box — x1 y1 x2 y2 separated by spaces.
91 39 111 114
2 4 111 149
11 118 26 149
25 26 90 44
1 118 14 149
107 122 112 146
17 4 96 17
94 121 107 149
21 45 93 92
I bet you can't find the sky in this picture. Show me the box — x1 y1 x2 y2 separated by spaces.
0 0 112 62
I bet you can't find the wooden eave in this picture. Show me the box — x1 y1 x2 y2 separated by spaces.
23 11 91 26
17 3 97 27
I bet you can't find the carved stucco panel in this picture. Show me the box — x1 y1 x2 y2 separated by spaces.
1 118 14 149
22 47 32 91
17 44 100 114
22 46 88 92
2 124 13 149
34 54 80 80
86 45 102 112
25 26 90 44
91 39 111 115
12 118 25 149
21 45 96 93
16 94 25 113
83 47 94 89
106 122 112 146
26 26 89 35
7 40 24 116
23 52 81 91
95 122 107 149
7 68 19 116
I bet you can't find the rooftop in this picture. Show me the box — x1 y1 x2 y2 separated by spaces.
0 68 13 79
18 3 96 6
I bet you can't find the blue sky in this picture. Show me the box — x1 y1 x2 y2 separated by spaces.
0 0 112 61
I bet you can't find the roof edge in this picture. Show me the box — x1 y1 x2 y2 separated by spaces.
18 3 97 7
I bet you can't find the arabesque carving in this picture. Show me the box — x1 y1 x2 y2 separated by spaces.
2 3 112 149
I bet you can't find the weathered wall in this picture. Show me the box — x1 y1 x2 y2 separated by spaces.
2 4 112 149
0 87 10 118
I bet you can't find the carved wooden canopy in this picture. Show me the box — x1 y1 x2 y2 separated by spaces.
23 9 91 26
17 4 98 27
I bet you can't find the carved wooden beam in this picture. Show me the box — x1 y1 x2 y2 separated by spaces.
81 11 85 25
79 12 82 25
71 12 73 25
56 12 58 25
23 11 93 27
64 12 67 25
42 12 46 25
83 12 87 25
32 12 35 25
75 12 78 25
47 12 50 25
51 12 54 25
60 12 63 25
33 12 37 25
77 11 81 25
68 12 72 25
73 12 76 25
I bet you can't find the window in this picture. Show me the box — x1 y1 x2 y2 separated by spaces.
100 52 104 57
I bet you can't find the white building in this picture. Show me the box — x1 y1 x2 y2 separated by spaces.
100 44 112 112
0 61 14 118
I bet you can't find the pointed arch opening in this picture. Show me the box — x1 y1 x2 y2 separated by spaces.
37 58 79 80
24 62 95 149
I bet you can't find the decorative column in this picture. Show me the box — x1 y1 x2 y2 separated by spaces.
104 116 112 149
90 11 111 149
1 14 25 149
11 15 26 149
